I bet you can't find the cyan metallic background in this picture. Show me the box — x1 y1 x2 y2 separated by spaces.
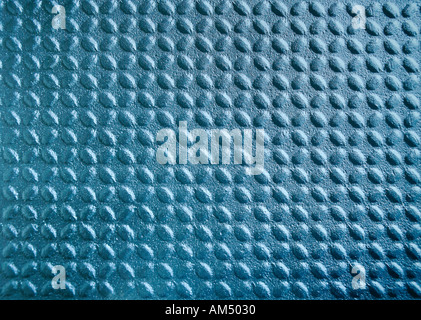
0 0 420 299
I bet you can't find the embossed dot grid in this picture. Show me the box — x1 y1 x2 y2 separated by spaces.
0 0 420 300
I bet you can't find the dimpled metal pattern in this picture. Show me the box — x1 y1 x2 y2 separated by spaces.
0 0 421 300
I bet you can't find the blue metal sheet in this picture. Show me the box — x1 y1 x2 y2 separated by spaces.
0 0 420 299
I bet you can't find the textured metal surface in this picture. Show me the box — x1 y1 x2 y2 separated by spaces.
0 0 421 299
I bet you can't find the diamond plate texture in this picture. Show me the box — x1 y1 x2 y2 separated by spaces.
0 0 421 300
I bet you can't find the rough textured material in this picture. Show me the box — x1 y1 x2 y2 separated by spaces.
1 0 421 299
